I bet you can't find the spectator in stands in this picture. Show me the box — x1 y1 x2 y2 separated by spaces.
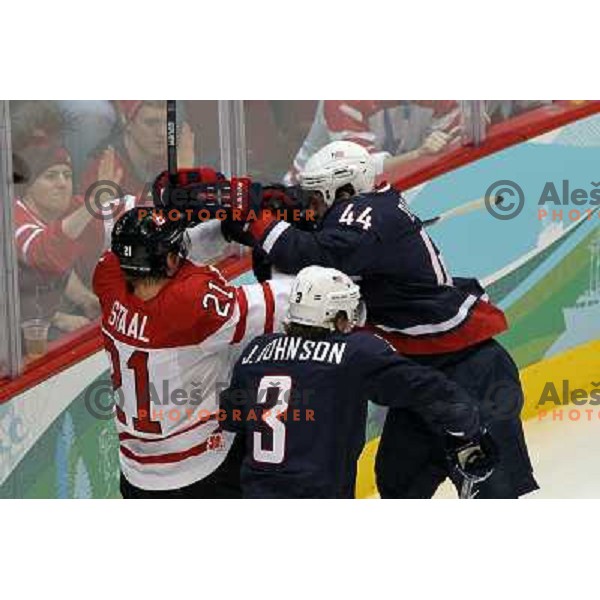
485 100 548 124
11 100 121 184
243 101 318 182
10 101 66 148
14 142 106 337
11 101 67 184
283 100 461 184
81 100 194 200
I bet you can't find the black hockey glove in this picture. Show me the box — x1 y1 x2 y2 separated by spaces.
447 428 498 483
220 218 256 247
261 184 317 230
152 167 255 227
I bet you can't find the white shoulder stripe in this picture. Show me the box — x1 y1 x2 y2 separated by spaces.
377 294 479 336
21 228 44 261
15 223 43 240
16 199 46 227
262 221 290 254
339 103 364 123
419 229 445 285
207 264 227 283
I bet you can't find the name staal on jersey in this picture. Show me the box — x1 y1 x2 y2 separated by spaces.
93 251 291 490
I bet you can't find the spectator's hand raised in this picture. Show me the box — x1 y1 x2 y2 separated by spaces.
417 126 461 156
98 146 123 185
97 146 124 207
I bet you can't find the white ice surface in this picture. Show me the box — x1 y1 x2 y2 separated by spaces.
434 409 600 499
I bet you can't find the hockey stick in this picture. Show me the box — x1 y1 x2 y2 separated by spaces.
459 477 477 499
166 100 178 184
422 195 504 228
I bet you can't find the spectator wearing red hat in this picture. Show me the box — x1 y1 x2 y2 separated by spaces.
81 100 194 201
14 143 107 337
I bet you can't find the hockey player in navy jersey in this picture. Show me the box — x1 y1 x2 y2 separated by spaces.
219 266 495 499
217 141 537 499
152 143 537 498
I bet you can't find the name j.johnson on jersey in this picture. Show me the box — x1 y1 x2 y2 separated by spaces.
242 337 348 366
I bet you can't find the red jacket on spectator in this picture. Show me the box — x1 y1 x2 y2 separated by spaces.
15 196 105 321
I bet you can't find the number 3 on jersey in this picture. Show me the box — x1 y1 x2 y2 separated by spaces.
338 204 373 231
253 375 291 464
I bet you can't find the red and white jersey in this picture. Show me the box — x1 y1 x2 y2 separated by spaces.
283 100 459 184
14 196 107 320
14 197 104 274
93 251 291 491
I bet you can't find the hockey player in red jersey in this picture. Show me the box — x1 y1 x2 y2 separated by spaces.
93 206 291 498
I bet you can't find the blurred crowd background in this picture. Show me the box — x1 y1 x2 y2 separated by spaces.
5 100 553 364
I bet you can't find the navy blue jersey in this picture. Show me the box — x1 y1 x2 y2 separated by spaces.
252 186 507 354
220 330 479 498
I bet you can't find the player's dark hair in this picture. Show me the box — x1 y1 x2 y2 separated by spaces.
123 268 173 292
335 183 355 200
284 322 330 339
285 311 349 339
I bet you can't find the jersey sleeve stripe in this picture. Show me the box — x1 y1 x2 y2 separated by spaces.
260 282 276 334
16 199 45 227
232 287 249 344
120 430 219 465
339 103 365 122
419 229 446 286
15 223 43 240
118 412 218 443
262 221 290 253
367 299 508 354
20 228 44 261
378 294 479 336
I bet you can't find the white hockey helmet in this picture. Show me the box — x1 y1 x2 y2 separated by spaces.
298 141 376 207
287 266 366 331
